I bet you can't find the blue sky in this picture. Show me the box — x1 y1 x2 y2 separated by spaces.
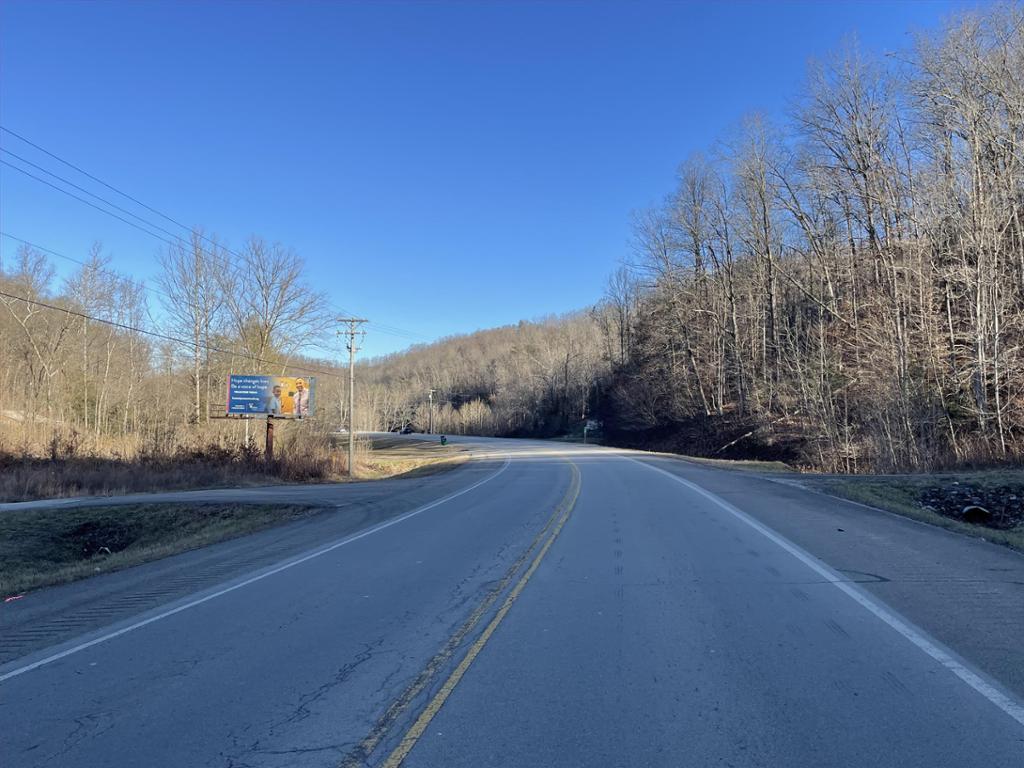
0 0 976 357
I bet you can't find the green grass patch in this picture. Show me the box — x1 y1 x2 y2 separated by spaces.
0 502 323 597
672 454 795 473
805 472 1024 554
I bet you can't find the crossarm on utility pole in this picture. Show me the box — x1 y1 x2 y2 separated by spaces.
339 318 368 477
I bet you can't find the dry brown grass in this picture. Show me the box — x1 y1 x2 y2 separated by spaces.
0 420 334 502
670 454 795 473
358 435 468 479
0 425 466 502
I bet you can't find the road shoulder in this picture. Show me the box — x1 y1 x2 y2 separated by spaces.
634 454 1024 701
0 456 504 667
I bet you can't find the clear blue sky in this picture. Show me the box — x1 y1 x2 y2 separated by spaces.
0 0 976 357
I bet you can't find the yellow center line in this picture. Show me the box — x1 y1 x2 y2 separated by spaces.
339 460 581 768
380 460 582 768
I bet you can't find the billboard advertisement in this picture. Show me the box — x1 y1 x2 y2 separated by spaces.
226 375 316 418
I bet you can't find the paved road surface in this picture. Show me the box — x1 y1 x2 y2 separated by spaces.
2 437 1022 766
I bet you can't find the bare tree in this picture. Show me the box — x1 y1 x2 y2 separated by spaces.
220 236 331 370
157 229 227 423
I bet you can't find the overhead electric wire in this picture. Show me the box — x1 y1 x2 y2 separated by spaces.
0 231 353 360
2 230 175 301
0 231 214 319
0 161 186 250
0 233 379 364
0 126 432 343
0 287 346 380
1 125 214 249
1 148 193 245
1 149 259 273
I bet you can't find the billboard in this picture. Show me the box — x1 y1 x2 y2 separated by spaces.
227 375 316 418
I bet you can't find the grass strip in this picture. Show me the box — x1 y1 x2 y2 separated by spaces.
360 437 469 480
0 502 323 597
806 475 1024 554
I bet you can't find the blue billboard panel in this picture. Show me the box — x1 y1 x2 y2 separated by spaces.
226 375 316 418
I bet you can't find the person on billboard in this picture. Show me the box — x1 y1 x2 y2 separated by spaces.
293 378 310 418
264 383 283 415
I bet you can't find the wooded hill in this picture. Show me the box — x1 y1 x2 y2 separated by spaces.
2 4 1022 475
362 5 1024 472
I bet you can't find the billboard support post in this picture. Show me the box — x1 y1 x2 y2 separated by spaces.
265 417 275 461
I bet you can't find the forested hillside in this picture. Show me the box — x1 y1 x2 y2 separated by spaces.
359 313 608 437
0 234 345 475
362 5 1024 472
2 4 1022 474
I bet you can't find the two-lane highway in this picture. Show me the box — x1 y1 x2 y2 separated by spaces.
2 438 1023 766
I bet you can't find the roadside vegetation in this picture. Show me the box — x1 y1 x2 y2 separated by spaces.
0 426 462 502
0 502 323 596
803 470 1024 553
356 6 1024 477
2 5 1022 486
357 435 468 479
671 455 794 474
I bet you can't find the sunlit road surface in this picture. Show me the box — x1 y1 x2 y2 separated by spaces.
2 437 1023 767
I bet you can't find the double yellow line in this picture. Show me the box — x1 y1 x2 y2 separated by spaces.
341 460 581 768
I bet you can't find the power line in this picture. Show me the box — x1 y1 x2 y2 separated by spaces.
0 232 349 361
1 125 217 252
0 160 185 249
2 231 171 301
0 287 346 380
0 231 228 325
1 148 190 245
1 158 425 342
0 126 431 342
2 225 424 350
1 148 249 275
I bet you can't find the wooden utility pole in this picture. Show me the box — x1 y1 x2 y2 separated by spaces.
339 318 367 476
428 388 436 434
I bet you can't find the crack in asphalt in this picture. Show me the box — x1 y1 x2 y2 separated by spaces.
279 638 389 728
219 637 388 767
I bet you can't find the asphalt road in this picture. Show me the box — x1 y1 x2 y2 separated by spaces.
2 437 1023 767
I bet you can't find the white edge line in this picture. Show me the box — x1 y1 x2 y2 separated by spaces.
629 456 1024 729
0 455 512 684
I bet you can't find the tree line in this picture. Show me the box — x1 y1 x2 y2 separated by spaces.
0 233 343 455
602 4 1024 471
3 4 1021 474
361 5 1024 472
357 314 606 437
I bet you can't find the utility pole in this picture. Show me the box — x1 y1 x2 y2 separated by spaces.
339 317 368 477
428 388 436 435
